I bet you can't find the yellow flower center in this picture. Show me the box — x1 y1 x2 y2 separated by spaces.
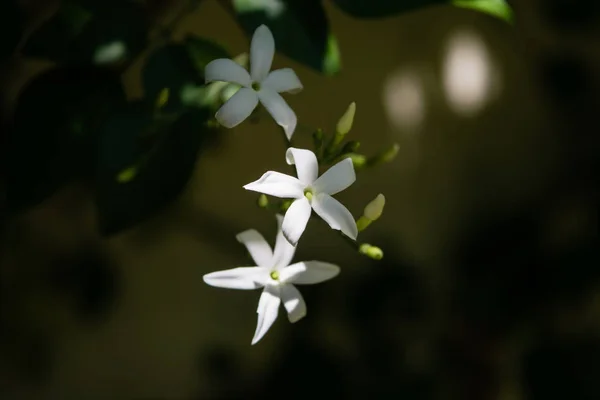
270 270 279 280
304 188 313 201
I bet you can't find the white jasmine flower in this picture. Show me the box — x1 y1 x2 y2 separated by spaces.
204 24 303 139
203 215 340 345
244 148 358 246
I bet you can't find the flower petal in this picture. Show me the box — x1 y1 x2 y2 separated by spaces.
285 148 318 186
257 89 297 140
281 198 312 246
203 267 267 290
243 171 304 198
252 285 281 345
312 157 356 196
280 284 306 323
272 214 296 268
215 87 259 129
262 68 303 94
205 58 251 86
236 229 273 267
279 261 341 285
311 193 358 240
250 25 275 82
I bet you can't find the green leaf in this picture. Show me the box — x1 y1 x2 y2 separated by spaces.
453 0 513 23
22 0 148 65
7 67 127 213
95 104 214 236
331 0 445 18
142 37 231 113
332 0 512 21
0 0 24 61
230 0 341 75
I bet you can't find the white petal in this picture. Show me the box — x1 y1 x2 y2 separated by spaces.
281 198 312 246
205 58 251 86
235 229 273 267
312 158 356 196
215 87 259 128
203 267 267 290
243 171 304 198
285 148 318 186
272 214 296 268
250 25 275 82
262 68 303 94
257 89 297 140
252 285 281 345
279 261 341 285
280 284 306 323
311 193 358 240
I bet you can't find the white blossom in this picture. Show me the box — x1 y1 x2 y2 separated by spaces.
203 215 340 345
244 148 358 246
204 24 303 140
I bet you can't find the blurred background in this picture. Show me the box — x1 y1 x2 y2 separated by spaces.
0 0 599 398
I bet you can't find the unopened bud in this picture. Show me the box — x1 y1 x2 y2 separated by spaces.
155 88 170 110
257 194 269 208
363 194 385 221
336 102 356 136
344 153 367 169
313 128 324 152
342 140 360 153
281 200 293 211
368 143 399 167
359 243 383 260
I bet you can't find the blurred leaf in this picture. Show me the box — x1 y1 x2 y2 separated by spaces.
0 0 24 61
331 0 445 17
7 67 127 213
229 0 340 74
453 0 513 22
142 37 230 113
23 0 148 65
95 104 213 235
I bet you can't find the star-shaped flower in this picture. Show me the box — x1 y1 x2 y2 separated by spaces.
203 215 340 345
204 24 303 140
244 148 358 246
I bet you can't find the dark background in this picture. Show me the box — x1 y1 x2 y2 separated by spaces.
1 0 598 398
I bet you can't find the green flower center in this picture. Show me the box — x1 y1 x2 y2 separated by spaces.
270 270 280 280
304 188 313 201
251 82 261 91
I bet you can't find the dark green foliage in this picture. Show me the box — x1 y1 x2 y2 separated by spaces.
142 36 230 113
6 67 127 212
229 0 340 74
95 104 214 235
331 0 446 17
23 0 148 65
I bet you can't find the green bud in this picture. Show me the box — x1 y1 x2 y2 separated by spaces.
281 200 293 211
381 143 399 163
342 140 361 153
344 153 367 169
117 166 137 183
356 216 372 232
336 102 356 136
257 194 269 208
313 128 324 153
363 194 385 221
359 243 383 260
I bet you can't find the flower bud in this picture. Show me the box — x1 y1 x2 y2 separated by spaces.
336 102 356 136
342 140 360 153
257 194 269 208
359 244 383 260
345 153 367 169
363 194 385 221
